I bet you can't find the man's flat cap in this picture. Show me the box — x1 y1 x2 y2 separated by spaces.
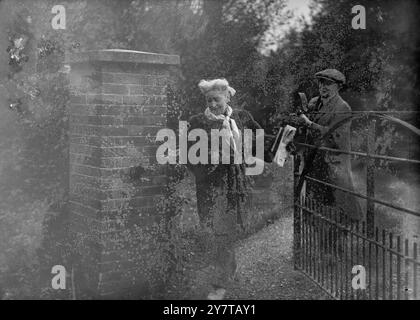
315 69 346 84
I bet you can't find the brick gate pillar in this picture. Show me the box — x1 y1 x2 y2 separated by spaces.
66 49 180 298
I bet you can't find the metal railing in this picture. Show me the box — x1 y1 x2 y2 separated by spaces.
293 111 420 300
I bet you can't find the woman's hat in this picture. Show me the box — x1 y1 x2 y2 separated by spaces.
198 78 236 97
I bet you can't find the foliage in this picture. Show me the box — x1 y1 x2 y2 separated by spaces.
176 0 286 127
1 0 419 299
262 0 420 159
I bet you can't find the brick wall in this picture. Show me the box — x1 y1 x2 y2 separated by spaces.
66 49 179 298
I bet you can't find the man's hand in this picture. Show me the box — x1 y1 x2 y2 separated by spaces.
299 114 312 127
284 114 307 127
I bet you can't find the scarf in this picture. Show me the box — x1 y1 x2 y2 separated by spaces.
204 105 241 154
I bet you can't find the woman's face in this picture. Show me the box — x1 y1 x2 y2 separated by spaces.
205 91 228 115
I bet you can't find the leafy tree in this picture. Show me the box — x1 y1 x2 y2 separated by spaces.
263 0 420 159
0 0 288 298
176 0 286 127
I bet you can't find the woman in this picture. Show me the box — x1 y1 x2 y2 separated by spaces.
186 78 275 300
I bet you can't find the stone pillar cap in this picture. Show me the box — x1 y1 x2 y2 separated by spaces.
65 49 180 65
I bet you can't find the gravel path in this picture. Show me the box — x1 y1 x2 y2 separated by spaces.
225 214 330 300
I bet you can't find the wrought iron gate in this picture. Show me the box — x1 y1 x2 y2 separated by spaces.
293 112 420 300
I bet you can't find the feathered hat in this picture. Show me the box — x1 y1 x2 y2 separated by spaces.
198 78 236 98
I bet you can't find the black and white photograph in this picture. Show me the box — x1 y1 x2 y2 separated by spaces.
0 0 419 304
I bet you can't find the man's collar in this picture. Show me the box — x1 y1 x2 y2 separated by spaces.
321 93 339 106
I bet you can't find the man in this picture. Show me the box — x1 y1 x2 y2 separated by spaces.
299 69 362 221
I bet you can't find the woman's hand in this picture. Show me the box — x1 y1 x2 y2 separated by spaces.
286 142 297 155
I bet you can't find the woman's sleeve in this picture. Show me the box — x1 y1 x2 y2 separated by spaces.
239 110 278 162
186 115 218 179
239 110 263 130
